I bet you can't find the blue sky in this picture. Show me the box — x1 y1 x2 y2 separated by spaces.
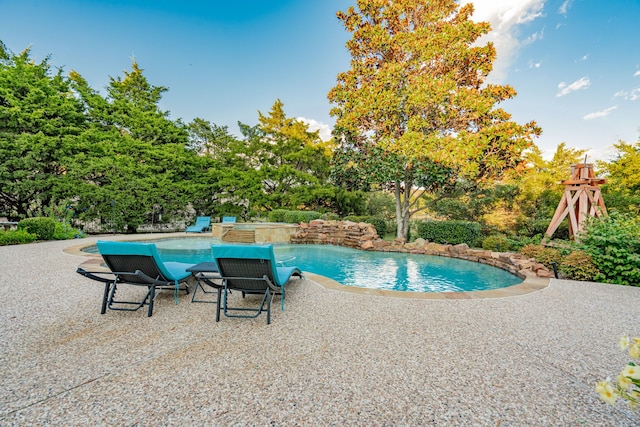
1 0 638 161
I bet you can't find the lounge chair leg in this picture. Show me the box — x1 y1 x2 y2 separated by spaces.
266 289 271 325
101 282 112 314
215 287 221 322
219 284 228 322
148 286 155 317
107 282 118 311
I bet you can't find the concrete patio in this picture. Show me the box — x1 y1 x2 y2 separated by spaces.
1 235 639 425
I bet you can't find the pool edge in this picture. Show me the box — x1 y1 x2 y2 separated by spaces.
64 235 550 300
304 272 548 300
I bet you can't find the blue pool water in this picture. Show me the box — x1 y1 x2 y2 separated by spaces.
85 239 522 292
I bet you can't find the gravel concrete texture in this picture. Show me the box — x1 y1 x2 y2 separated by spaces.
1 236 639 426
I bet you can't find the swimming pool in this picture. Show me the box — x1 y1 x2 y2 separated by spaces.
84 238 522 292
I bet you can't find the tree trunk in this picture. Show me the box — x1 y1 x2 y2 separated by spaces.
394 179 410 240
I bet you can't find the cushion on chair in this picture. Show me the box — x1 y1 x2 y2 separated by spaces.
162 262 195 281
97 241 191 282
275 266 301 286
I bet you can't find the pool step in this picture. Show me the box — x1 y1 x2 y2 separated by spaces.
222 229 256 243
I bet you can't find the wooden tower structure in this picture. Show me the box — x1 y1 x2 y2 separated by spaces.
542 163 607 244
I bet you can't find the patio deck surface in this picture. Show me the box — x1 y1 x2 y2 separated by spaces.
1 234 639 425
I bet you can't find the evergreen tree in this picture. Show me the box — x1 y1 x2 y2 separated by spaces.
66 62 196 232
0 44 86 219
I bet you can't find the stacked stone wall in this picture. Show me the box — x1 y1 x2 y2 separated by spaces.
291 220 553 279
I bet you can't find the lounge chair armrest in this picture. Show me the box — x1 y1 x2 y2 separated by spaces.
76 267 120 284
76 268 169 286
133 270 171 286
262 275 281 292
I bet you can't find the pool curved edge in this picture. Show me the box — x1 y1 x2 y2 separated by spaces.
64 235 550 300
304 272 549 300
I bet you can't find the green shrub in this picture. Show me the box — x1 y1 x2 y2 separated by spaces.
386 220 397 236
268 210 322 224
17 217 56 240
559 250 601 281
482 234 511 252
519 244 563 270
507 234 544 251
322 212 340 221
578 212 640 286
417 220 481 246
282 210 322 224
343 215 386 237
472 236 485 249
53 221 85 240
516 217 569 240
268 209 288 223
0 229 37 245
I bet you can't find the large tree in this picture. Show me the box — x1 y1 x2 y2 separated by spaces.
186 119 263 219
599 139 640 215
0 43 87 219
187 101 363 218
252 99 335 211
513 143 587 219
65 62 197 232
328 0 540 239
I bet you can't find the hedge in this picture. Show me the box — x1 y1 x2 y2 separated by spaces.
417 220 481 246
0 229 38 245
17 217 57 240
268 210 322 224
267 210 288 223
482 234 511 252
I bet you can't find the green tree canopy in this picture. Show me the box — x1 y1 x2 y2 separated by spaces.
252 99 335 211
512 142 588 222
185 118 262 219
64 61 198 232
599 139 640 215
188 100 363 219
70 61 188 145
328 0 540 238
0 45 86 219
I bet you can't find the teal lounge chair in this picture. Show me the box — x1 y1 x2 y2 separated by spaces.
186 216 211 233
222 216 236 223
76 241 194 317
211 244 302 324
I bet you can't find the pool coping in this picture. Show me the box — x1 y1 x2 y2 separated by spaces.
64 234 550 300
304 272 549 299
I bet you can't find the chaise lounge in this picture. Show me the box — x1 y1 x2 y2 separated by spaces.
186 216 211 233
76 241 194 317
211 244 302 324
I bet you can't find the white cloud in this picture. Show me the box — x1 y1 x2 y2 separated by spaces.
462 0 546 83
528 60 541 69
557 77 590 97
558 0 572 16
614 88 640 101
523 30 544 45
583 106 617 120
634 70 640 77
297 117 332 141
580 54 589 61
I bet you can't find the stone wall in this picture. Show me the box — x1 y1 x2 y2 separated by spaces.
291 220 553 279
291 220 380 249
